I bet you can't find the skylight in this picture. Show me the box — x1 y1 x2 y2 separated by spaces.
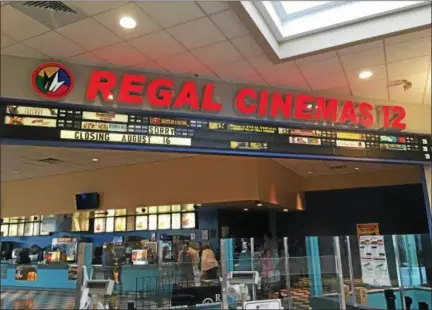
264 1 428 40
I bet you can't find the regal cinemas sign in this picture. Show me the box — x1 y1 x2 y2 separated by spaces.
34 63 408 130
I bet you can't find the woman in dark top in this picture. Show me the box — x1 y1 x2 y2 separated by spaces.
177 244 195 286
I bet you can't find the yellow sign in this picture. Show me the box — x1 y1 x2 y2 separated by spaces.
356 223 380 236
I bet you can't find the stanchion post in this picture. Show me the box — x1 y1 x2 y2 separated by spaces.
283 237 292 309
346 236 357 306
392 235 407 310
220 238 229 309
334 237 347 310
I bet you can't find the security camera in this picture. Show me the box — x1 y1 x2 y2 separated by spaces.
403 81 412 91
141 208 146 213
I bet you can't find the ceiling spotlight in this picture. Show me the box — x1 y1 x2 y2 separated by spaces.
243 208 249 212
256 202 263 207
354 167 360 171
119 16 137 29
195 204 202 207
283 209 288 212
308 171 313 175
358 70 373 80
92 158 99 162
107 94 114 100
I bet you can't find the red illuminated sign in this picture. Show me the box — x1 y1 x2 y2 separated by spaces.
85 70 407 130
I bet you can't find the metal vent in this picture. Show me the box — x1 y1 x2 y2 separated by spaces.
37 157 65 165
22 1 77 14
329 164 348 171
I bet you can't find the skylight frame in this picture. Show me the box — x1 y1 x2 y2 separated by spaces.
262 1 430 41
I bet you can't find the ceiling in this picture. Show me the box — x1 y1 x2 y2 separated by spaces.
1 144 414 182
0 1 430 105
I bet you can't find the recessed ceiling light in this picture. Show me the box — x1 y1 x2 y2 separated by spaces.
283 209 288 212
358 70 373 80
308 171 313 174
354 167 360 171
243 208 249 211
92 158 99 162
256 202 263 207
119 16 136 29
107 94 114 100
195 204 202 207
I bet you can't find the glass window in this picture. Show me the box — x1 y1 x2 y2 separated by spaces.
148 206 158 214
158 214 171 230
136 215 148 231
9 224 18 236
181 213 196 229
149 215 157 230
33 222 40 236
158 205 171 213
1 225 9 237
172 214 181 230
182 204 195 212
172 205 181 212
115 217 126 232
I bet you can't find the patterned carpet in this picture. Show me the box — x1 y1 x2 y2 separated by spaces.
1 290 75 309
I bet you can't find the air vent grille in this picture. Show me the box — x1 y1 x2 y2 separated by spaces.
22 1 77 14
37 157 65 165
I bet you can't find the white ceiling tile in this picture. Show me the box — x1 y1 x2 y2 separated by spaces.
167 17 225 50
318 85 352 97
56 18 121 51
386 37 431 63
24 31 85 58
0 5 50 41
389 73 428 104
128 30 185 60
339 47 385 72
387 56 430 81
1 42 49 60
337 40 383 56
66 52 114 67
350 80 388 100
136 1 205 28
210 9 248 39
345 65 387 86
197 1 230 15
93 3 161 40
385 28 432 45
424 70 431 105
296 51 337 64
307 72 348 91
192 41 243 67
296 57 344 79
129 60 167 74
1 34 16 48
93 42 147 67
230 35 264 59
156 51 208 75
66 1 128 16
213 60 265 84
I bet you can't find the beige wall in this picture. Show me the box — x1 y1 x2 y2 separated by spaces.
1 155 423 217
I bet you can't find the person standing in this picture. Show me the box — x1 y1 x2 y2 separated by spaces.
178 243 195 286
201 243 219 280
102 243 115 280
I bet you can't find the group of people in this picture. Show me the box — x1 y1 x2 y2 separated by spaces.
177 241 219 284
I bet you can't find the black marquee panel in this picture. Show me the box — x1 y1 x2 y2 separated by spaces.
0 102 430 163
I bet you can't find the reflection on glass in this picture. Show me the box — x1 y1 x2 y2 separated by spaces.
158 214 171 230
135 216 148 231
149 215 157 230
172 213 181 229
182 213 195 229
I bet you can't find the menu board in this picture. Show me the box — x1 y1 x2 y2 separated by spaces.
1 103 430 163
